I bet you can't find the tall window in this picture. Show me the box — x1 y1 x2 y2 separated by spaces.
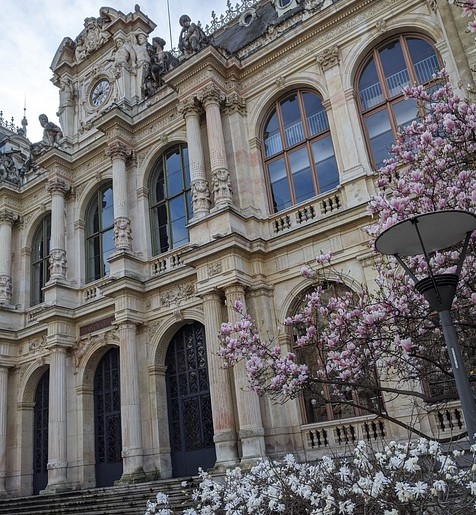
263 90 339 213
357 35 440 167
294 283 381 424
31 215 51 306
86 184 114 283
149 145 192 255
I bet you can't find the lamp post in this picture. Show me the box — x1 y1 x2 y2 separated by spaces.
375 210 476 445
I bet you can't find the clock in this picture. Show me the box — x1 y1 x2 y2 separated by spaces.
90 79 111 107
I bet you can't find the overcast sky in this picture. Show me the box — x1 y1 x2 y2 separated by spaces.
0 1 226 142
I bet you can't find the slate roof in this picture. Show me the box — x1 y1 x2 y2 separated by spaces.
213 1 304 55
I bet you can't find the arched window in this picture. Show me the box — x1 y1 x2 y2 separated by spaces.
149 144 192 255
293 282 382 424
31 215 51 306
357 35 440 167
263 89 339 213
86 184 114 283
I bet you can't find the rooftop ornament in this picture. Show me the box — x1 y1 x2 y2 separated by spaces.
375 210 476 444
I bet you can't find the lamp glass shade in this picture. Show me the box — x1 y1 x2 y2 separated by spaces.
375 210 476 256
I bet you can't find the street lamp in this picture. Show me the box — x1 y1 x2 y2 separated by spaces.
375 210 476 444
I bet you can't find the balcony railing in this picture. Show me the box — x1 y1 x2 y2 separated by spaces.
302 416 387 451
270 191 341 235
151 248 187 275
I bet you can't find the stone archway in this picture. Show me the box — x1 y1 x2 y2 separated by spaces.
165 322 216 477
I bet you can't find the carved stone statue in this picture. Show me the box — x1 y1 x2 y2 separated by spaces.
39 114 63 147
57 78 75 135
143 37 179 96
178 15 210 57
0 153 21 185
149 37 178 82
133 32 151 95
110 37 136 100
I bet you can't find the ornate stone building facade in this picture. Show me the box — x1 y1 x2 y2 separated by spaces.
0 0 473 497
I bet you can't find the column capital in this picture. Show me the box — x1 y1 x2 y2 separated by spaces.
0 208 18 225
200 289 223 302
113 319 141 330
224 93 246 115
105 140 133 160
47 177 70 196
224 283 246 297
197 84 226 108
177 97 202 118
316 45 340 72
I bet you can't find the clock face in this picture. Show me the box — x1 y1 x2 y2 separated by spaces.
91 79 111 107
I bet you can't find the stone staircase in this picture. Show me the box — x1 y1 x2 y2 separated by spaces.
0 477 196 514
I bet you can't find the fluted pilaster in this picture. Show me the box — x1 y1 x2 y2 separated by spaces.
106 141 133 251
178 98 210 217
224 284 265 462
197 85 233 209
202 291 238 468
46 346 68 491
117 322 145 480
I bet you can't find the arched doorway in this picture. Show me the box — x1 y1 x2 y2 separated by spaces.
33 369 49 495
166 322 216 477
94 347 123 486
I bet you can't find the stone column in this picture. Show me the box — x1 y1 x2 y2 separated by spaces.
202 291 239 468
0 209 16 306
46 346 68 491
117 322 145 481
198 85 233 209
105 141 133 251
177 98 210 218
224 284 265 462
47 178 69 281
0 366 8 496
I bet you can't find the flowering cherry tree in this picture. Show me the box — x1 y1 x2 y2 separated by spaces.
217 66 476 439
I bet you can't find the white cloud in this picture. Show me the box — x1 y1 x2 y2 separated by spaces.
0 0 224 142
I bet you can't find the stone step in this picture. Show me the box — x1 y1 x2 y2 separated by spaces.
0 478 195 515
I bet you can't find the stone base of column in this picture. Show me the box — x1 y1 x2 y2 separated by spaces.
43 463 70 494
211 430 239 471
116 467 147 485
119 450 146 484
41 480 72 495
239 428 266 467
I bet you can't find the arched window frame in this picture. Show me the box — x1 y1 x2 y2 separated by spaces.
261 89 340 213
85 183 114 283
292 282 382 424
149 144 192 256
356 34 441 168
31 215 51 306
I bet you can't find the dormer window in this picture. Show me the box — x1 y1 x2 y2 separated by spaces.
272 0 300 16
